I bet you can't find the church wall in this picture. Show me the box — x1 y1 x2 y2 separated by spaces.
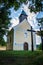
13 30 32 50
13 19 32 50
33 32 36 50
7 29 14 50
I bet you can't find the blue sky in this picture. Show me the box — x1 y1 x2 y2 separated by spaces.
9 7 22 18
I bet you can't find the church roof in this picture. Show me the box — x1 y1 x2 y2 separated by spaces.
21 10 27 16
19 10 28 23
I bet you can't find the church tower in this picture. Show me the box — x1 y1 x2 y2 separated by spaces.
7 29 14 50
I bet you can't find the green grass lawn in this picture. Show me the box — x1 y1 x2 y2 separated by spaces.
0 51 43 65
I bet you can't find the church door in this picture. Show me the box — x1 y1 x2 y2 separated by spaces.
24 42 28 50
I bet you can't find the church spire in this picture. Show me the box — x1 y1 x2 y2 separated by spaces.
19 10 27 23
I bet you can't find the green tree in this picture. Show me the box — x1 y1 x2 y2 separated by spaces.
36 30 43 36
29 0 43 50
30 0 42 12
0 0 26 43
30 0 43 25
0 38 6 46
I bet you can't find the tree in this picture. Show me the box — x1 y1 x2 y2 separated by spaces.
30 0 42 12
0 0 26 43
29 0 43 50
29 0 43 24
0 38 6 46
36 31 43 36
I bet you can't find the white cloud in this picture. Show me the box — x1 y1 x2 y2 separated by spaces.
9 18 19 31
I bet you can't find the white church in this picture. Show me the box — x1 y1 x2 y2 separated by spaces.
7 10 36 50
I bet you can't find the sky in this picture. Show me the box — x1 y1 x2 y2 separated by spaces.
4 2 42 45
9 3 40 31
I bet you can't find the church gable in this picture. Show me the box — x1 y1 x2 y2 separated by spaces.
14 19 31 31
15 10 31 31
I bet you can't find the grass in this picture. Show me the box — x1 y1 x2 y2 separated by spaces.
0 51 43 65
0 50 42 56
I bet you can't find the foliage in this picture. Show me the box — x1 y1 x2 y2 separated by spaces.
0 0 26 43
0 4 10 37
33 54 43 65
0 38 6 46
30 0 43 37
30 0 42 12
36 31 43 36
0 51 43 65
38 43 42 50
30 0 43 23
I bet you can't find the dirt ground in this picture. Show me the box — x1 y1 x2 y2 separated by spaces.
0 46 6 50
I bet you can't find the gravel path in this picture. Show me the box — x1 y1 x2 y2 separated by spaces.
0 46 6 50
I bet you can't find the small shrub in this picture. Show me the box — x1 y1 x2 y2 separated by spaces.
38 43 42 50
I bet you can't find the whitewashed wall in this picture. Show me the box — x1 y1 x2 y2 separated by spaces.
33 32 36 50
13 19 36 50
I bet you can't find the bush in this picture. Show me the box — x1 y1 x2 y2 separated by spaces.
0 51 43 65
38 43 42 50
0 39 6 46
